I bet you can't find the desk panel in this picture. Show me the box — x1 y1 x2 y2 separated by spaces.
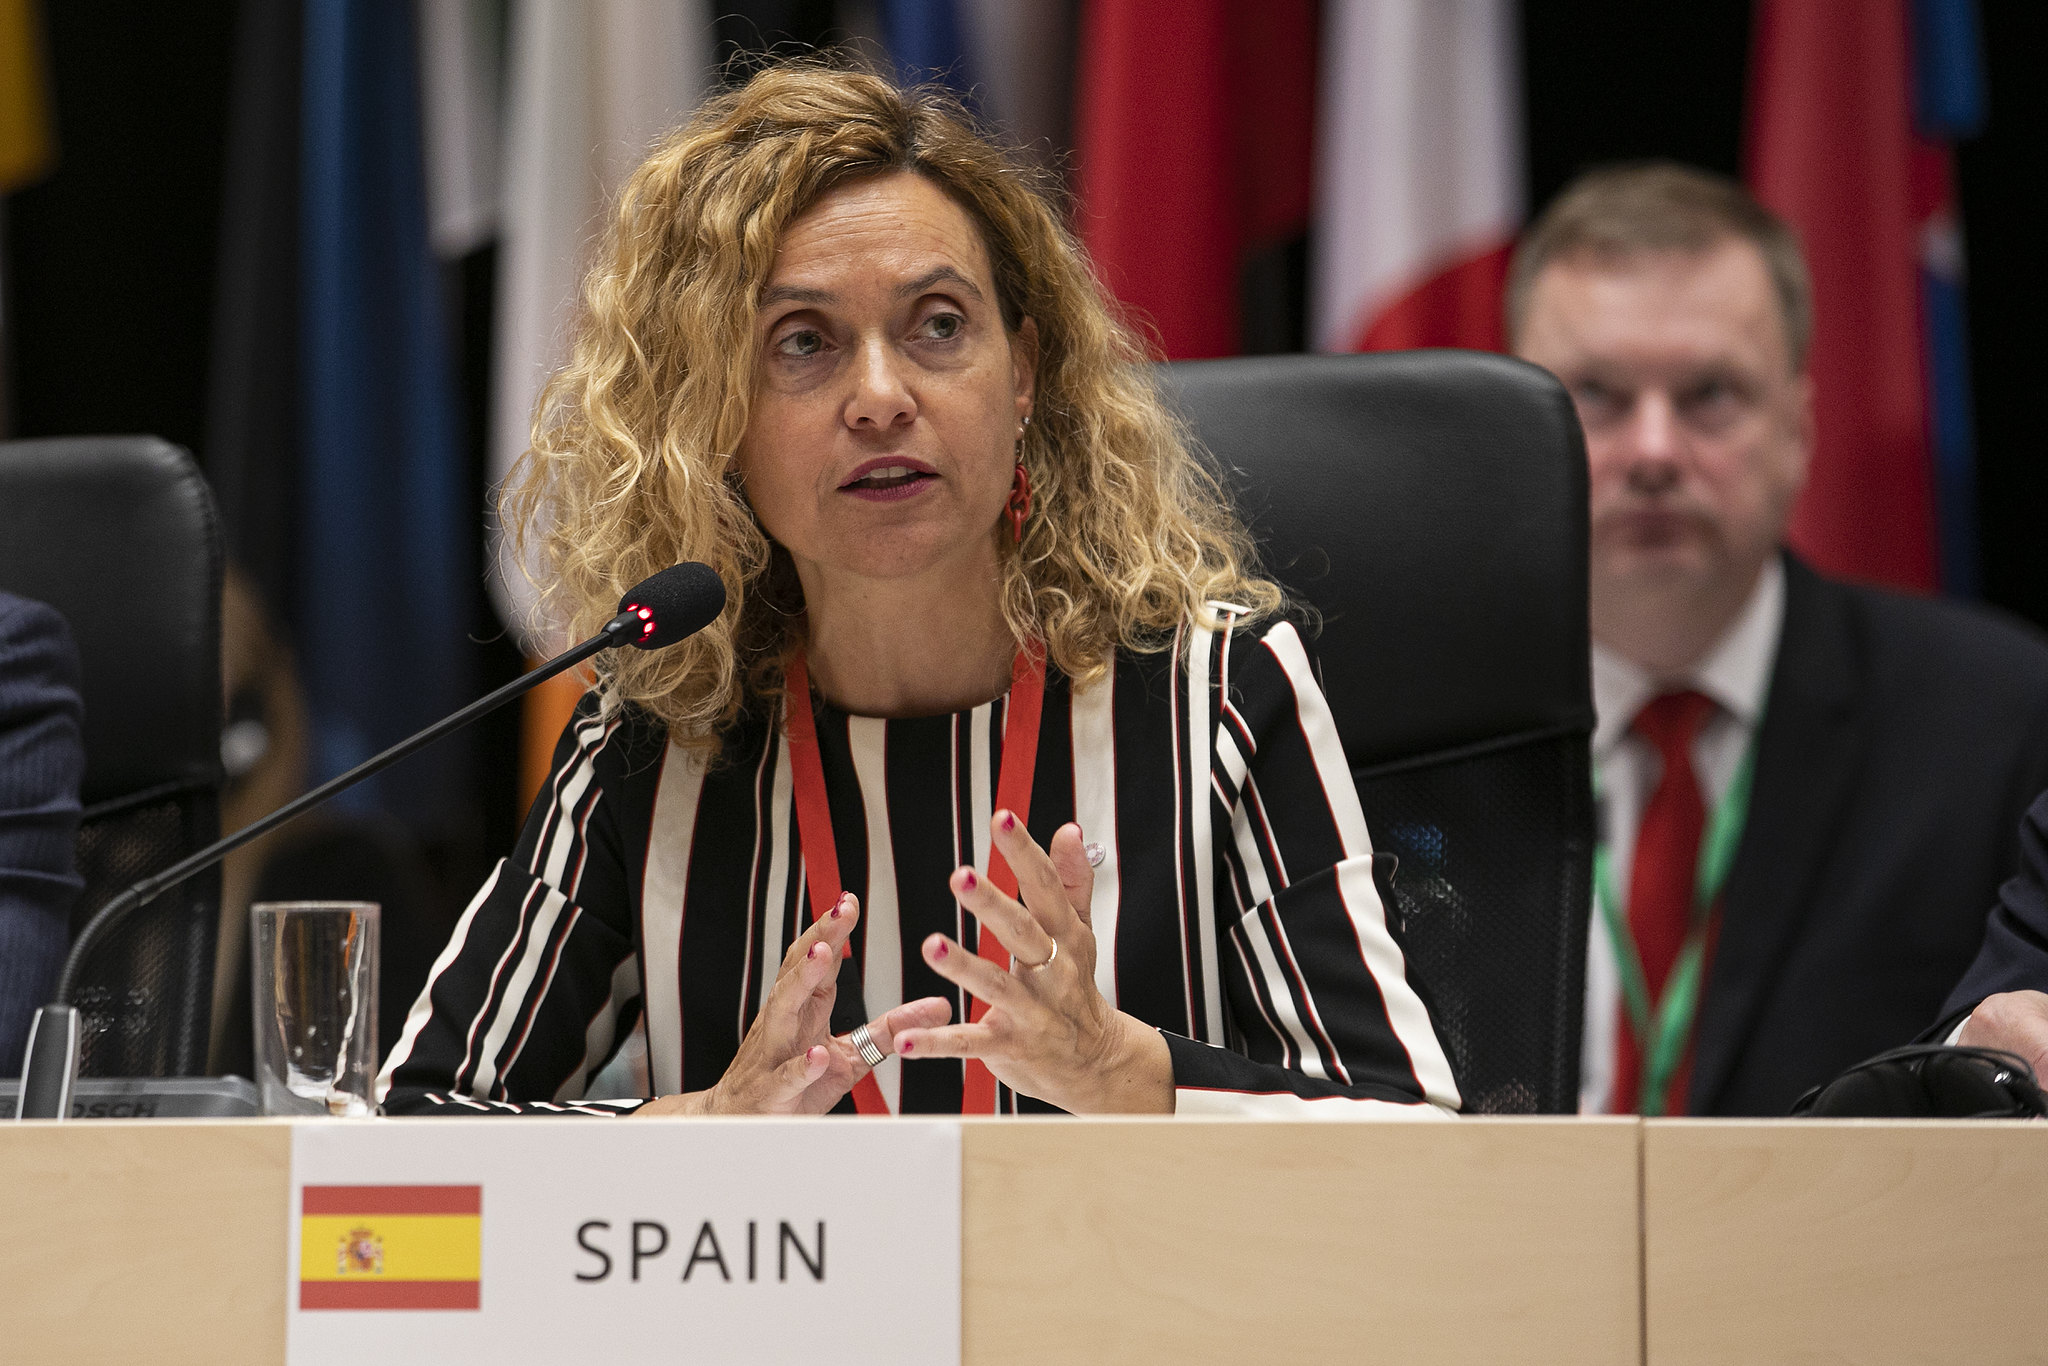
21 1116 2046 1364
1644 1120 2048 1365
963 1116 1642 1366
0 1119 291 1365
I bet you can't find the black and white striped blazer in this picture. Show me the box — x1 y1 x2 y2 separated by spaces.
379 612 1460 1117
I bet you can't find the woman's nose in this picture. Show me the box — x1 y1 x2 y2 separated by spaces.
844 336 917 430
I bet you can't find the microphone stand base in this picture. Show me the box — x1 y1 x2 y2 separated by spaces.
15 1005 80 1121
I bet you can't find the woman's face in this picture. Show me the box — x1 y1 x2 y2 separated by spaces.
735 170 1036 594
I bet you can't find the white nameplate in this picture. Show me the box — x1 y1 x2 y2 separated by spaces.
287 1117 961 1365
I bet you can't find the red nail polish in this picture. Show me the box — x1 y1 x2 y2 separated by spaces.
899 1038 915 1055
830 902 843 919
1001 811 1017 832
933 940 949 960
961 868 978 890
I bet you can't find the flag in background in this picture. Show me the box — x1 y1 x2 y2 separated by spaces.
954 0 1077 168
1073 0 1310 360
0 0 52 192
417 0 505 263
881 0 972 91
1311 0 1524 355
489 0 710 806
882 2 1080 167
0 0 54 432
1073 0 1316 360
1747 0 1934 593
489 0 711 649
1075 0 1237 360
298 0 473 825
1912 0 1987 596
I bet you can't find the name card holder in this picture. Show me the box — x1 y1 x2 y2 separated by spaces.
288 1118 962 1365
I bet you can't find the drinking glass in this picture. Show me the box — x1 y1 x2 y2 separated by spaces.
250 901 379 1117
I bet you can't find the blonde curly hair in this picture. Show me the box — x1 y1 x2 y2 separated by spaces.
505 59 1280 748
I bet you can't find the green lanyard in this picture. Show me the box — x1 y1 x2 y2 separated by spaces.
1592 730 1757 1117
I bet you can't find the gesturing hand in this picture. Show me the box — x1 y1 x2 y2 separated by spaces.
893 813 1174 1114
636 893 951 1116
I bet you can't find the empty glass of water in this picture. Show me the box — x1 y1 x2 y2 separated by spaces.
250 902 379 1117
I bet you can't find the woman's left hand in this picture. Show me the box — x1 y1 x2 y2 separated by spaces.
892 812 1175 1113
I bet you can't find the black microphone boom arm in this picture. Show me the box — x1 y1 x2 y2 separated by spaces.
55 618 623 1009
17 560 724 1122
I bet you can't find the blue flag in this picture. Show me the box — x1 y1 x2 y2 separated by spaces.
1913 0 1987 596
881 0 975 93
298 0 471 824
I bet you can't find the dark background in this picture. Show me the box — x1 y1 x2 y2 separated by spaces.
6 0 2044 894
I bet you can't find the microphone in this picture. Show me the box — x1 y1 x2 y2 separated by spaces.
15 562 724 1121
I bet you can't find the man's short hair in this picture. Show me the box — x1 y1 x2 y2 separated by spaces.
1506 161 1813 371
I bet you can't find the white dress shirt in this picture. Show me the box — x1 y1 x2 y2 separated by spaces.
1580 559 1786 1114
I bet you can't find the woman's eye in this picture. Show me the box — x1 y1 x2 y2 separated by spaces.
775 329 825 358
922 312 964 340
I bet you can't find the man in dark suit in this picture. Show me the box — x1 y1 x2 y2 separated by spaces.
0 590 87 1075
1509 163 2048 1116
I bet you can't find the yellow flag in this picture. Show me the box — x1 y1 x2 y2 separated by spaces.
0 0 54 192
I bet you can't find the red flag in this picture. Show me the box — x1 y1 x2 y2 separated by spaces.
1747 0 1935 592
1073 0 1315 359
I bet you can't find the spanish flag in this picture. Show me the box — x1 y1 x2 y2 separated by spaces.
300 1185 482 1310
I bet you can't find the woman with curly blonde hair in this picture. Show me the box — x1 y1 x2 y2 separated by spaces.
381 62 1456 1120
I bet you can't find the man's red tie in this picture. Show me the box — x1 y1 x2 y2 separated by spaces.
1611 689 1716 1115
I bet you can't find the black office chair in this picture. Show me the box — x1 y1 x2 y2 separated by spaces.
0 436 224 1077
1163 351 1594 1114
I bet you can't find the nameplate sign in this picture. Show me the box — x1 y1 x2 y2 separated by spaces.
287 1117 961 1365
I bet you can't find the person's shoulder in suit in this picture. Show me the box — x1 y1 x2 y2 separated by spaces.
1789 551 2048 887
1826 557 2048 688
1707 555 2048 1112
1794 553 2048 726
0 589 88 1076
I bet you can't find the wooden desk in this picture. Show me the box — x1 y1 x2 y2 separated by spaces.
1 1117 2041 1365
964 1117 1639 1365
0 1119 291 1365
1643 1120 2048 1365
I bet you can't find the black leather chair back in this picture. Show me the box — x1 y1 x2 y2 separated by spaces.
1162 351 1594 1113
0 436 224 1076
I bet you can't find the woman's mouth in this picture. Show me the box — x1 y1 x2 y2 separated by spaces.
840 462 938 501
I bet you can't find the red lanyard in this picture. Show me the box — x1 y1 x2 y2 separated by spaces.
782 642 1045 1115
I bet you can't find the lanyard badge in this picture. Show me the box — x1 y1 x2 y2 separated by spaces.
1593 735 1757 1116
783 644 1046 1115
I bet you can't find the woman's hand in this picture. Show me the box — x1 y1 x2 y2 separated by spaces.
637 893 951 1116
893 813 1175 1114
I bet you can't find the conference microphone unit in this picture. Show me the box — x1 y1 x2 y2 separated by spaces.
15 562 725 1122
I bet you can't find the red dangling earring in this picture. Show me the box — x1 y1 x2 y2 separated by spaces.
1005 462 1033 543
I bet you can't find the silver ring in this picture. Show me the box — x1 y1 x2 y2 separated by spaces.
1019 938 1059 972
849 1022 886 1069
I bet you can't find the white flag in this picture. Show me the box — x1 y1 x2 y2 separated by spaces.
489 0 711 647
417 0 504 261
1310 0 1524 354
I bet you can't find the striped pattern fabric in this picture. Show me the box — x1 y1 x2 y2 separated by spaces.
378 613 1459 1117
